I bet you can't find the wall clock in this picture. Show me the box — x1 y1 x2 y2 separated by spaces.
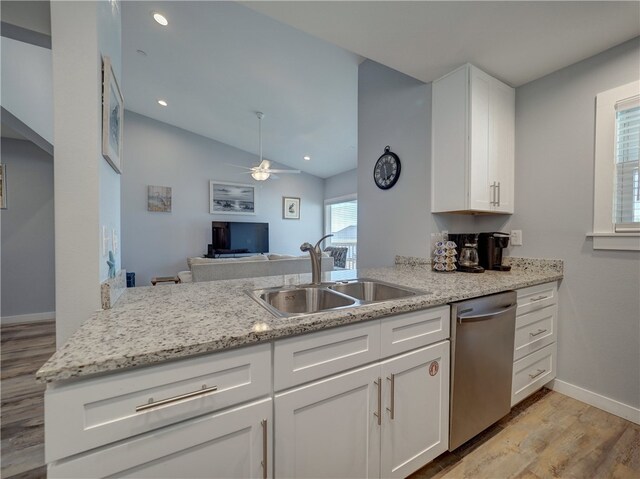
373 146 401 190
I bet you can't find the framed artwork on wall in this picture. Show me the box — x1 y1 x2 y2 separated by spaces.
148 186 172 212
283 196 300 219
102 56 124 174
0 164 6 209
210 181 256 215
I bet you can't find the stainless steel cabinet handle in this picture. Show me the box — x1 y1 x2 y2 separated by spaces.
261 419 268 479
490 182 497 206
135 384 217 412
386 374 395 420
529 368 546 379
497 182 501 207
530 295 549 302
530 329 548 337
373 378 382 425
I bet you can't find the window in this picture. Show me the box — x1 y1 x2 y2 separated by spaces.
325 195 357 269
591 80 640 250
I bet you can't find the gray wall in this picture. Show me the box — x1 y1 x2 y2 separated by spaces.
122 111 324 286
509 38 640 409
357 40 640 409
324 168 357 200
357 60 435 267
1 138 55 318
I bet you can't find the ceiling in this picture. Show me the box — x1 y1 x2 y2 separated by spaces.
122 1 360 179
245 1 640 87
1 123 25 140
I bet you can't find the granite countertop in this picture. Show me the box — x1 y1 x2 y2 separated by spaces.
37 257 563 383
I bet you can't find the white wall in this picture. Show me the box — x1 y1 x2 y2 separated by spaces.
122 111 324 286
324 168 357 200
510 38 640 410
51 1 121 345
357 60 435 267
0 139 55 320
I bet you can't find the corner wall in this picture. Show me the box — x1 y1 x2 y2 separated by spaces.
0 139 55 321
121 111 324 286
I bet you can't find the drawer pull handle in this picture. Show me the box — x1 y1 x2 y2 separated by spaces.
135 384 218 412
261 419 268 479
530 295 549 302
529 329 548 337
374 378 382 426
386 374 395 420
529 369 546 379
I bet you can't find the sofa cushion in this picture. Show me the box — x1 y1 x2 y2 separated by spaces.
188 254 268 269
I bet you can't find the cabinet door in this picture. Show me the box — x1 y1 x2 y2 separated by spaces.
489 77 515 213
380 341 450 478
275 363 381 479
469 66 492 211
48 399 272 479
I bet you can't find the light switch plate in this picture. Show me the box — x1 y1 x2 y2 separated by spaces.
112 229 119 254
510 230 523 246
102 226 109 256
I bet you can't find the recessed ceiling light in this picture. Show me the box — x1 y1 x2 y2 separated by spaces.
153 13 168 26
303 155 311 161
157 99 168 107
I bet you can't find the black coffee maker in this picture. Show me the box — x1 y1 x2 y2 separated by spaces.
447 233 484 273
478 232 512 271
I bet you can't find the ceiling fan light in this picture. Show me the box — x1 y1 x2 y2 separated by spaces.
251 170 270 181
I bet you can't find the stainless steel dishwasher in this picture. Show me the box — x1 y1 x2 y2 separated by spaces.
449 291 517 450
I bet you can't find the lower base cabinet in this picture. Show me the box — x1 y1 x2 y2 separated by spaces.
275 341 450 478
48 398 272 479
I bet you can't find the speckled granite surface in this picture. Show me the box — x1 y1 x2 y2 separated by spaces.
37 258 563 383
101 269 127 309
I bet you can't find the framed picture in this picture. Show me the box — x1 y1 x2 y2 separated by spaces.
102 56 124 174
0 164 6 209
210 181 256 215
283 196 300 219
148 186 172 212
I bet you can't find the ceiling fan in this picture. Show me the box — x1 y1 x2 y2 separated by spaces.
231 112 301 181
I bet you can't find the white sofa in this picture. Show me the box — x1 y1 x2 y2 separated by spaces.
179 253 334 283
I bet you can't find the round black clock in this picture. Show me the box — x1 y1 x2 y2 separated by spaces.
373 146 401 190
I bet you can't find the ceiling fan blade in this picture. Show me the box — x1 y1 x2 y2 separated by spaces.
225 163 252 170
270 174 280 180
259 160 271 169
265 169 301 174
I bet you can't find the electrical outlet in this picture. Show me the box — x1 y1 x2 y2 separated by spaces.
102 226 109 256
441 230 449 240
510 230 523 246
112 229 119 254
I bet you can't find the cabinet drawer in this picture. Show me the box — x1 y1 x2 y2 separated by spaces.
511 342 556 407
274 320 381 391
514 304 557 361
45 343 271 462
380 305 450 358
516 282 557 315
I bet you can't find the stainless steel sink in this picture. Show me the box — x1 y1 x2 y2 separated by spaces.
248 278 427 318
251 287 356 317
328 281 417 302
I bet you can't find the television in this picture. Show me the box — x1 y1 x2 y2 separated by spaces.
211 222 269 254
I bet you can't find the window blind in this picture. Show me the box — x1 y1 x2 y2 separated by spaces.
614 96 640 232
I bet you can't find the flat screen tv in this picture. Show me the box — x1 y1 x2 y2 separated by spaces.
211 222 269 254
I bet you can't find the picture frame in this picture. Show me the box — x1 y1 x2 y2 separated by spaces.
0 164 6 209
102 56 124 174
210 181 256 215
148 185 172 212
283 196 300 219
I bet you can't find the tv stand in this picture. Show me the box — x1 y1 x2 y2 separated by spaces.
205 246 251 258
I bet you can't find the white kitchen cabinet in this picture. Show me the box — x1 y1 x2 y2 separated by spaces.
49 398 272 479
274 341 449 479
432 63 515 214
380 341 449 478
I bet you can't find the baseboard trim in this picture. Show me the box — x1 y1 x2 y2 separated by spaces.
1 312 55 325
549 379 640 425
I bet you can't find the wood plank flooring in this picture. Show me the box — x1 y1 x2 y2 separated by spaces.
1 321 54 479
1 321 638 479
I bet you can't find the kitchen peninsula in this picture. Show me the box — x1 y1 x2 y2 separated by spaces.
38 257 562 478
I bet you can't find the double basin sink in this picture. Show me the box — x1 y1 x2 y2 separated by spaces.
248 279 427 318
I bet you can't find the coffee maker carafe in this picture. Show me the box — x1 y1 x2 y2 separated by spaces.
447 233 484 273
478 232 512 271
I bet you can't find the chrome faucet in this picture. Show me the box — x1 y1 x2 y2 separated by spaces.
300 234 333 285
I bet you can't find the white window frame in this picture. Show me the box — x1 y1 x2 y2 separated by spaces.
324 193 357 237
590 80 640 251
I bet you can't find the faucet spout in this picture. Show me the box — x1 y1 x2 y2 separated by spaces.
300 234 334 284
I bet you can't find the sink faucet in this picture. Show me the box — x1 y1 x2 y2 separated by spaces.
300 234 333 285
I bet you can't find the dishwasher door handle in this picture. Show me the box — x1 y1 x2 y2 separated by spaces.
458 304 517 322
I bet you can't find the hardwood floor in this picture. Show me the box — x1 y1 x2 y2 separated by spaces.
1 321 54 479
1 321 638 479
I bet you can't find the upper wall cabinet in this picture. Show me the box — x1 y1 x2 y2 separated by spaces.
431 64 515 214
